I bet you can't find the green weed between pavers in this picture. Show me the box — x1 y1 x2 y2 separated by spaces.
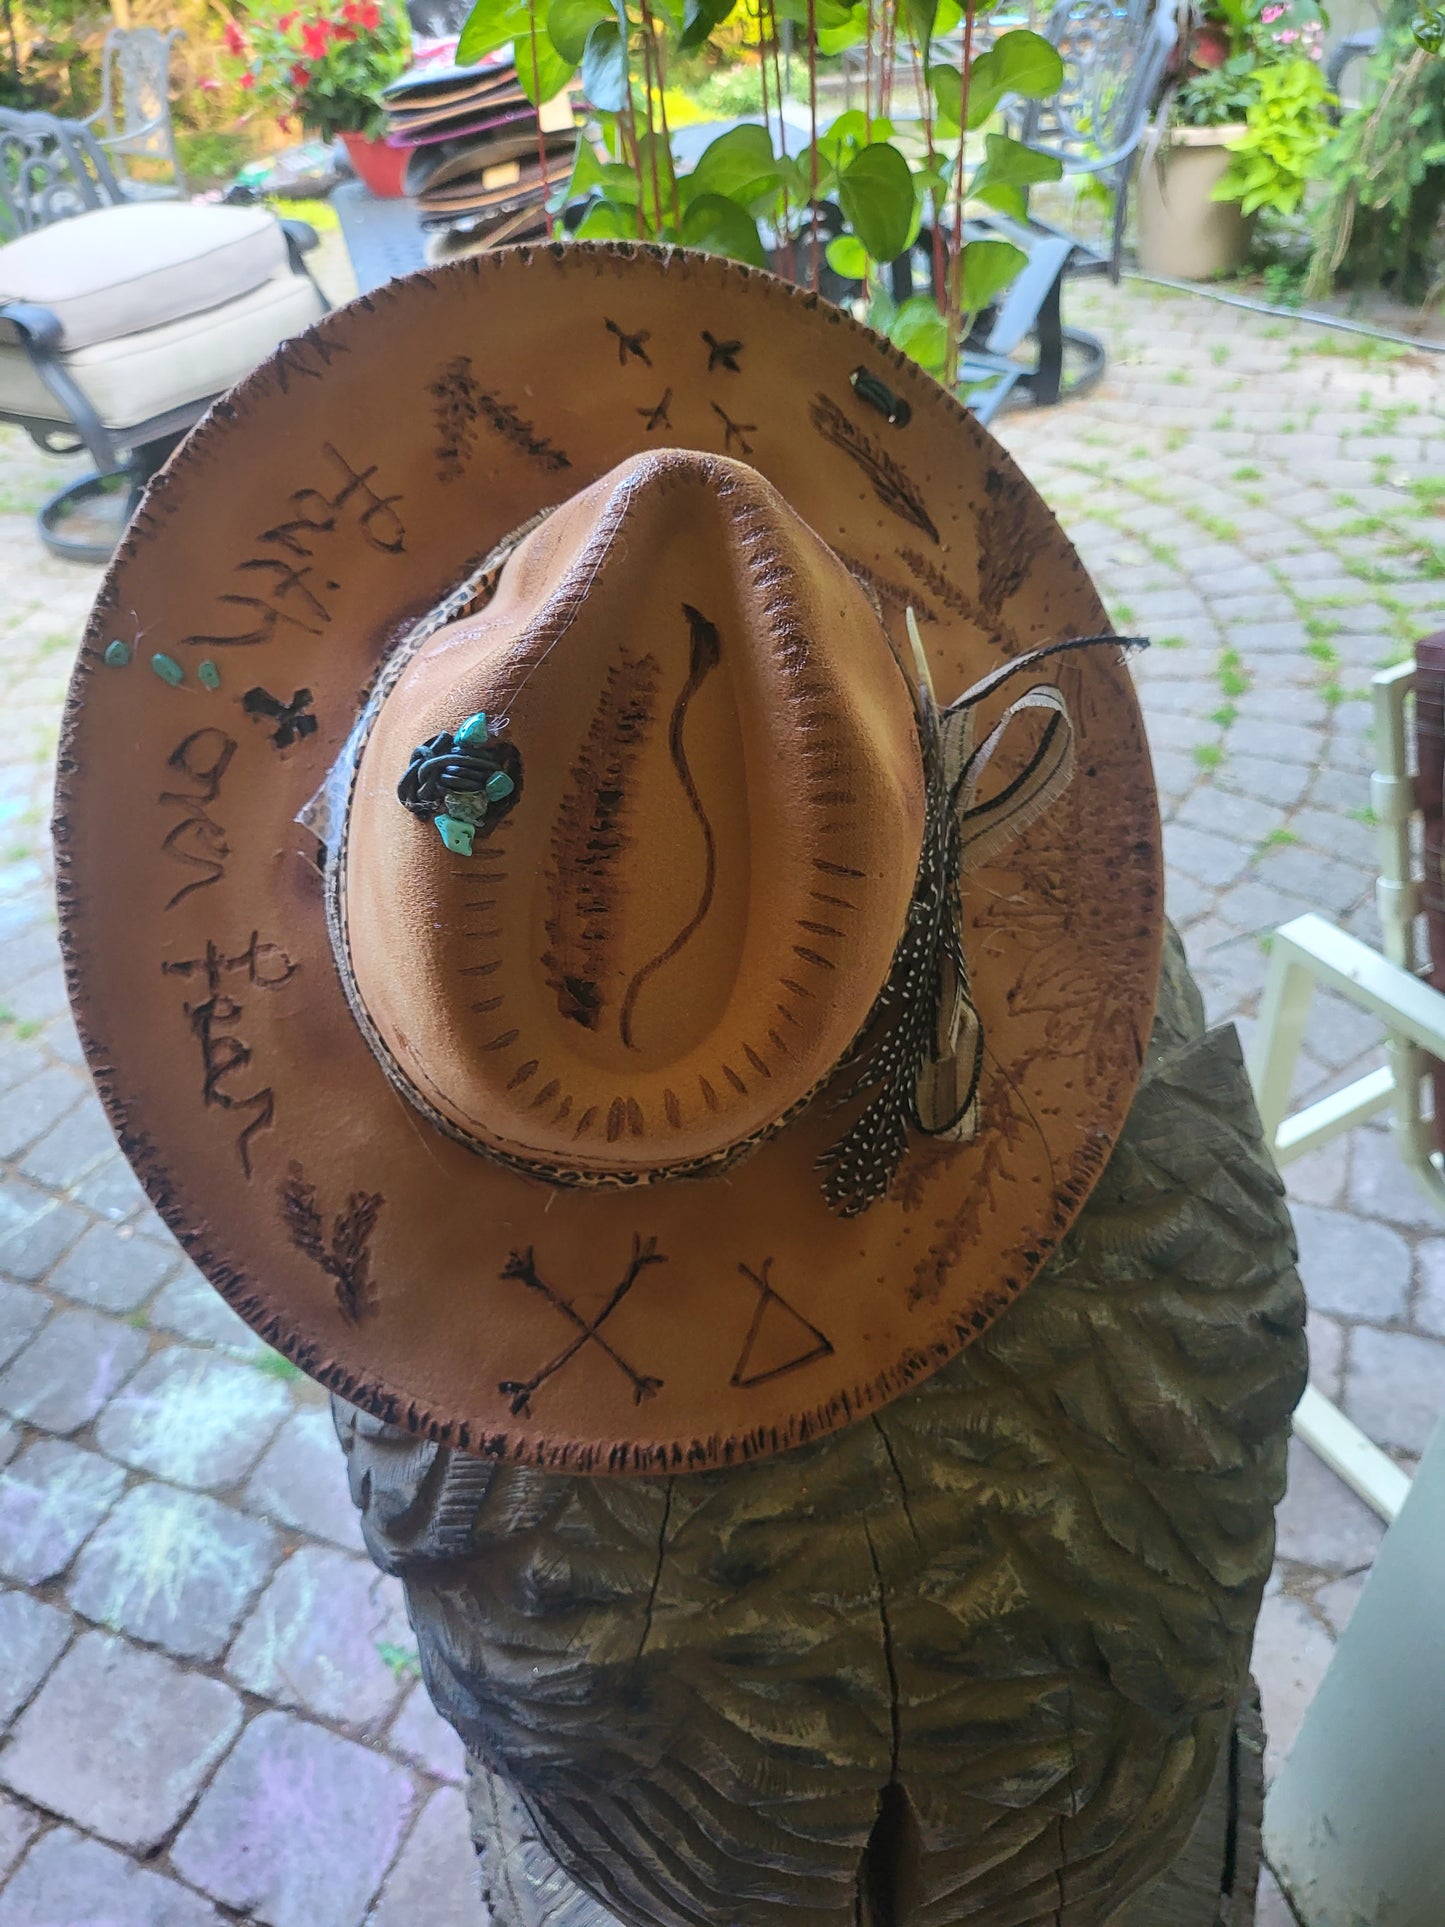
1194 743 1225 770
1211 704 1238 728
377 1642 423 1681
252 1349 303 1383
1218 649 1251 696
1348 805 1378 827
1258 827 1298 851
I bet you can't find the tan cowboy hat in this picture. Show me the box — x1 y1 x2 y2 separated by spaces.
57 244 1161 1472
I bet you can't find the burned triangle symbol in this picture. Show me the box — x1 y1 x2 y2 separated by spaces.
730 1260 835 1388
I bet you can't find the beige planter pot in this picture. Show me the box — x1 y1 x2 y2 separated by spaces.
1136 125 1253 281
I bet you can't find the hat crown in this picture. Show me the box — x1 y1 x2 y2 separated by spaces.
341 449 926 1182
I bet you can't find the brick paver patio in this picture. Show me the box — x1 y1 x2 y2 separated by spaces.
1 267 1443 1924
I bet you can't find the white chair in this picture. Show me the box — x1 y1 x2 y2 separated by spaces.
1247 656 1435 1524
1 187 327 562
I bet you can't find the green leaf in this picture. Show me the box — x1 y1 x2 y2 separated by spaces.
680 193 768 267
549 0 610 60
969 129 1062 215
905 0 938 58
824 232 870 279
517 24 576 103
930 63 962 130
679 123 780 211
838 140 914 263
817 11 869 54
958 236 1027 313
889 294 948 373
679 0 737 50
580 18 628 111
987 28 1065 100
458 0 528 64
575 198 637 238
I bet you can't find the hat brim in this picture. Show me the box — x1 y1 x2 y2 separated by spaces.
57 244 1161 1472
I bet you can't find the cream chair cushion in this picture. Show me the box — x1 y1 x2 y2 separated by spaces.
0 202 287 351
0 267 326 431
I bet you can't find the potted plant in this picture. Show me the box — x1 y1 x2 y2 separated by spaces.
457 0 1067 388
224 0 412 197
1138 0 1324 280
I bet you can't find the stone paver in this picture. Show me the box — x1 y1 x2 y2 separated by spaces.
0 1279 47 1370
171 1711 416 1927
2 272 1444 1918
0 1303 147 1433
227 1546 415 1731
68 1480 280 1662
0 1827 224 1926
367 1785 482 1926
0 1588 72 1728
48 1218 178 1313
0 1629 241 1849
387 1680 468 1786
97 1346 292 1490
0 1802 35 1887
0 1437 125 1584
244 1407 367 1551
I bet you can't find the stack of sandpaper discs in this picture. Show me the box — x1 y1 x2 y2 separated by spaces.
381 57 577 243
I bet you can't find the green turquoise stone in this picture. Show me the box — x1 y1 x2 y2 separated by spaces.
485 769 515 802
198 660 221 690
443 789 489 826
455 711 489 750
150 653 184 686
435 813 475 856
103 639 129 668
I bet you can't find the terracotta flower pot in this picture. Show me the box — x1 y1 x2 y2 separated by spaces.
340 130 408 199
1136 125 1253 281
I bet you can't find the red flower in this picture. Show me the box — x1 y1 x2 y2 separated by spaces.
223 20 248 53
300 20 333 57
353 2 381 27
278 114 292 132
334 21 357 39
290 59 313 86
197 74 220 91
278 9 298 26
239 69 256 87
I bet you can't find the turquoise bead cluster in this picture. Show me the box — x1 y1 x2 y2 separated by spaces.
102 638 221 691
433 712 515 857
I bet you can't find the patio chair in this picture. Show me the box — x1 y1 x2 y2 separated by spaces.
0 112 327 562
958 0 1178 415
0 108 123 232
1247 650 1442 1527
80 26 187 201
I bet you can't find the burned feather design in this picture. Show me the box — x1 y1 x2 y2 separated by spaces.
809 394 939 544
281 1162 384 1324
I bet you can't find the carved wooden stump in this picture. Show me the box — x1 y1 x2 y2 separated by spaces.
338 930 1304 1926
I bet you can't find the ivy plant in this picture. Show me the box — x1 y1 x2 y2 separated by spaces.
457 0 1066 383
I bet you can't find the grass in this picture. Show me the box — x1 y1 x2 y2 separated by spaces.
1194 743 1225 771
1156 634 1187 650
1348 805 1378 827
1164 428 1188 453
1232 465 1263 483
1211 703 1238 728
1409 478 1445 512
1258 827 1298 851
1305 637 1340 667
1196 513 1241 543
1217 648 1251 697
251 1348 303 1383
1210 343 1229 366
377 1642 423 1682
1308 333 1409 364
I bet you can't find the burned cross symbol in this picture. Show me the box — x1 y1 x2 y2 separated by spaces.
497 1235 666 1415
605 318 652 367
637 388 673 433
243 686 317 750
710 401 756 457
702 331 742 373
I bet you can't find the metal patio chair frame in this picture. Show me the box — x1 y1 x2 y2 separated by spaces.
80 26 187 201
1 107 323 562
1248 657 1435 1526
